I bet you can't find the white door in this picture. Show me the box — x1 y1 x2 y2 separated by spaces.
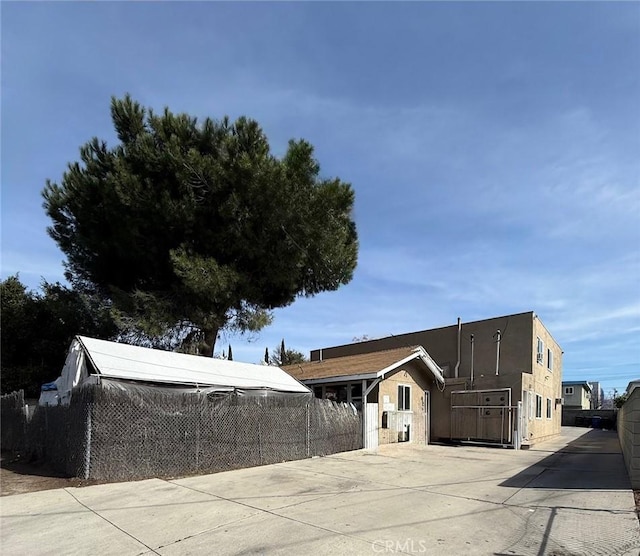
397 412 412 442
365 403 379 449
521 391 529 442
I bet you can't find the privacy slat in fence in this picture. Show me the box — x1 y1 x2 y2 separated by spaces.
1 385 362 481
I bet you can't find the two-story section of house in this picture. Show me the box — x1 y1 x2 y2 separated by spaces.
562 381 592 410
309 311 563 446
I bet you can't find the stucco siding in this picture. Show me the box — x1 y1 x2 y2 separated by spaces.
618 388 640 489
521 370 562 443
311 313 536 379
308 312 563 444
377 362 432 445
458 312 533 381
429 379 467 441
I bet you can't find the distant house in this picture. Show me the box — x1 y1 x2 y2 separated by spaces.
562 381 592 410
307 311 563 447
283 346 445 448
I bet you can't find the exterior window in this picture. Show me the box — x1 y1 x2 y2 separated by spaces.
536 337 544 364
565 386 574 395
546 398 552 419
535 394 542 419
398 385 411 411
547 349 553 371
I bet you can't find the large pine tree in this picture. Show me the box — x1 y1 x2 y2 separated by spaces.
43 96 358 355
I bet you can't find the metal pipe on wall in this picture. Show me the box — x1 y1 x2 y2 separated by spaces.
455 317 461 378
470 334 475 387
495 329 501 376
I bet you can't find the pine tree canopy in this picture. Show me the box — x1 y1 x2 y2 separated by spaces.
43 95 358 355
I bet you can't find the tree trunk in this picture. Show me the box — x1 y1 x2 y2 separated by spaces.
199 326 219 357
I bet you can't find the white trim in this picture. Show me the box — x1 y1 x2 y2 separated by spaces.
398 383 412 411
303 373 377 385
535 394 543 419
536 337 544 365
412 346 446 385
376 352 422 378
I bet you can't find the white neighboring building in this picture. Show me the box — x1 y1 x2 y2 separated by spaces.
589 381 603 409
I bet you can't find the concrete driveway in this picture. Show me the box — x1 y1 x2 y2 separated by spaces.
1 427 638 555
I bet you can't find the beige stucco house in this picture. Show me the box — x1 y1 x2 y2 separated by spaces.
283 346 445 447
308 311 563 447
562 381 592 410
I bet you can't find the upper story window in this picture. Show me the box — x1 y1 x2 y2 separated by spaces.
536 337 544 365
565 386 574 395
398 384 411 411
547 348 553 371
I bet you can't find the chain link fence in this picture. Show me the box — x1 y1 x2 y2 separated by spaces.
1 390 28 453
1 385 362 481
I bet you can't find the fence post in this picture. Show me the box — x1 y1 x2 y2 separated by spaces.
83 402 92 480
306 404 311 458
22 397 29 454
195 403 200 472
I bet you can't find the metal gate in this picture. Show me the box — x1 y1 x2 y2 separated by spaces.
451 388 514 446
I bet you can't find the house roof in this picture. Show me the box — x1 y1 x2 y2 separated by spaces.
562 381 592 392
282 345 445 385
77 336 310 393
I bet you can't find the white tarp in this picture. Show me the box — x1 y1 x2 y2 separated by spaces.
39 335 310 405
39 339 87 406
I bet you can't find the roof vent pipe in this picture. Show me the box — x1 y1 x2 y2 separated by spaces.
455 317 461 378
495 329 501 376
470 334 475 388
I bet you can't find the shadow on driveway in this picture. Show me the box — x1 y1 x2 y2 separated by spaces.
500 428 631 490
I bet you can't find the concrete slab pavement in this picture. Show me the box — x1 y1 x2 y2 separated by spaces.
1 427 638 555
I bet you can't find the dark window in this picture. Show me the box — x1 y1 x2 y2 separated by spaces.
336 385 348 403
398 385 411 411
535 394 542 419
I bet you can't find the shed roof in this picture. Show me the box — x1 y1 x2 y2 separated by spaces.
77 336 310 393
282 345 445 385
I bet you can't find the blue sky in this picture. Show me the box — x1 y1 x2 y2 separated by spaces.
2 2 639 396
